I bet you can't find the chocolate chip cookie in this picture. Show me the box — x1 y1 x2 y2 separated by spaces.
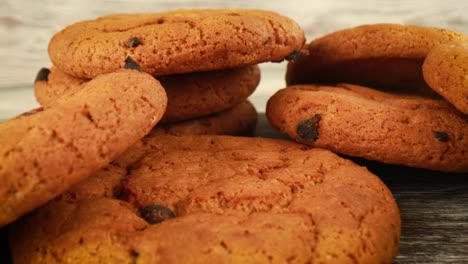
266 83 468 172
10 134 400 264
49 9 305 78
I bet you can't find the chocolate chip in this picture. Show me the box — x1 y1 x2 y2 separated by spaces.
140 204 175 224
19 107 43 118
22 111 37 117
433 131 449 142
34 68 50 83
124 56 142 72
272 51 302 63
125 37 142 48
129 249 139 261
285 50 302 61
296 114 321 142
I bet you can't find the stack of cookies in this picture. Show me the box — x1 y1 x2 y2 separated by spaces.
33 9 309 137
1 8 306 227
34 65 261 137
1 11 404 264
267 24 468 173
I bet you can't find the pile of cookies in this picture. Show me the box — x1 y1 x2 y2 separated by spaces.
4 10 466 264
268 24 468 173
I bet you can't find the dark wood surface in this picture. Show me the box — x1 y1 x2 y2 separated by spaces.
1 114 467 263
353 158 468 263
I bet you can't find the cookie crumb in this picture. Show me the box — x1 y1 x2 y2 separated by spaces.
125 37 142 48
296 114 321 141
140 204 175 224
433 131 449 142
34 68 50 83
124 57 142 72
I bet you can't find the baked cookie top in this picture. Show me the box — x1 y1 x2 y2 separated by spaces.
423 41 468 114
49 9 305 78
35 65 260 123
286 24 467 93
266 83 468 172
10 134 400 264
0 68 167 227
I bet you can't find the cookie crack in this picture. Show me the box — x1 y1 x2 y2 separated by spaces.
98 19 194 33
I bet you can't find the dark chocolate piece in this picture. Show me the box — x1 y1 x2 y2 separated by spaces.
140 204 175 224
124 56 142 72
125 37 142 48
34 68 50 83
285 50 302 61
296 114 321 142
433 131 449 142
19 107 44 118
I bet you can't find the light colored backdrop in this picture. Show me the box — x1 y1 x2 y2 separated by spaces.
1 0 467 119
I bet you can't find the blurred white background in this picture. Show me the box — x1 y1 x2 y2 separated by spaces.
0 0 467 119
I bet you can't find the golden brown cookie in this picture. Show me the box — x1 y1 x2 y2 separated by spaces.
266 83 468 172
0 68 167 227
154 100 257 136
423 42 468 114
10 134 400 264
286 24 467 96
49 9 305 78
35 65 260 123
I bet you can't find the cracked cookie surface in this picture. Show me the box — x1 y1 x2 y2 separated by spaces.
286 24 467 96
423 42 468 114
48 9 305 78
10 134 400 264
266 83 468 172
0 69 167 227
35 65 259 123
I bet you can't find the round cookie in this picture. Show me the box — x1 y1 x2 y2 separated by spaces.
266 83 468 172
35 65 260 123
49 9 305 79
154 100 257 136
10 134 400 264
286 24 467 96
0 68 167 227
423 42 468 114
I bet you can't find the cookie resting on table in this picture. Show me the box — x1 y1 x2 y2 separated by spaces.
10 134 400 264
